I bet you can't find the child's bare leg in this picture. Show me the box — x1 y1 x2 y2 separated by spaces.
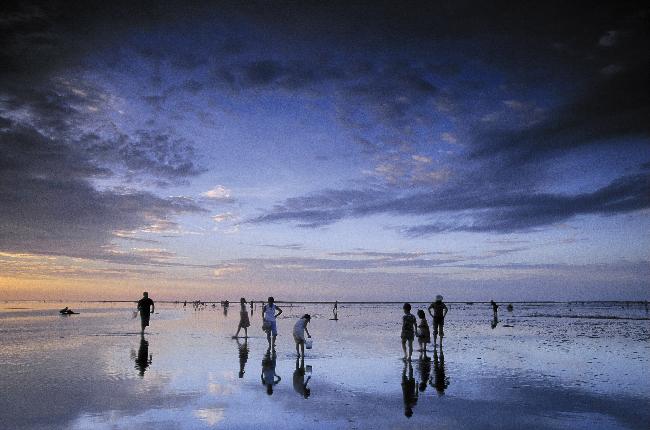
407 339 413 360
401 338 407 358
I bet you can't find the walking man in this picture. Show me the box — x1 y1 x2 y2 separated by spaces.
137 292 155 334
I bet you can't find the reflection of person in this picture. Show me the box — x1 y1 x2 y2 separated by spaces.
137 292 155 334
237 338 249 378
427 295 448 346
293 357 311 398
401 303 417 361
417 354 431 393
491 300 499 318
262 297 283 348
261 348 281 395
432 346 449 395
401 361 418 418
134 335 153 377
233 298 251 338
491 314 499 329
293 314 312 357
416 310 431 356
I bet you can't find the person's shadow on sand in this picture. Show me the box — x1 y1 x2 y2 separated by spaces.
401 361 418 418
132 335 153 377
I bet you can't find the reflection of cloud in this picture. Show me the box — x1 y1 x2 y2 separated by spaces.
212 212 235 223
194 408 225 426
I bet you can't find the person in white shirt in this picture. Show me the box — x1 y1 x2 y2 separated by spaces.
293 314 312 357
262 296 283 348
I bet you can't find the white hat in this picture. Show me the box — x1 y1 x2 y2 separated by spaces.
436 295 443 301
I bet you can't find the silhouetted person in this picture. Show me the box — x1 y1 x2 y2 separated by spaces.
401 303 417 361
223 300 229 317
233 298 251 338
432 346 449 395
59 306 78 315
237 338 249 378
293 357 311 398
401 361 418 418
250 300 254 316
137 292 155 334
262 297 283 348
333 301 338 320
261 348 281 395
491 300 499 318
427 295 448 346
416 309 431 356
134 335 152 377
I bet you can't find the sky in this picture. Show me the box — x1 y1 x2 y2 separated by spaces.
1 1 648 301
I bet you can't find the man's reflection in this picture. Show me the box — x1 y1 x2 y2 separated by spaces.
133 334 152 377
431 346 449 395
401 361 418 418
491 314 499 329
293 357 312 398
237 338 249 378
261 348 281 395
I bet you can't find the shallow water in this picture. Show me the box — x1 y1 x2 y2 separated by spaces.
1 301 649 429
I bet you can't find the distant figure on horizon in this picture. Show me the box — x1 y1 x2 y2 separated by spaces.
293 314 312 357
250 300 254 316
428 295 448 347
262 297 283 348
261 348 281 395
491 300 499 318
416 309 431 356
293 357 311 398
59 306 78 315
333 301 338 320
236 338 249 378
401 360 418 418
401 303 417 361
233 297 251 338
137 292 155 335
134 334 152 377
507 303 513 312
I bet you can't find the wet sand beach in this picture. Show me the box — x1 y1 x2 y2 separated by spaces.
1 301 648 429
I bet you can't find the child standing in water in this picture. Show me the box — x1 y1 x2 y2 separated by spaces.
293 314 312 357
401 303 417 361
416 309 431 355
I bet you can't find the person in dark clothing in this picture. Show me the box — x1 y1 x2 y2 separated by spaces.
401 303 417 361
427 295 448 346
491 300 499 318
137 292 155 334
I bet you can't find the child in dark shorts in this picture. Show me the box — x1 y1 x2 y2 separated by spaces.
401 303 417 361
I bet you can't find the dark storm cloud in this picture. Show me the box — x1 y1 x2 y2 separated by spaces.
0 2 207 261
249 172 650 234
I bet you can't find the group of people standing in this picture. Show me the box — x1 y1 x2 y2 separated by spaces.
401 295 448 361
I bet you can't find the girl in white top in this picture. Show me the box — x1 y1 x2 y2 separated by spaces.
293 314 311 357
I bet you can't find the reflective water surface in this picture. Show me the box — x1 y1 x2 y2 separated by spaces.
1 301 648 429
